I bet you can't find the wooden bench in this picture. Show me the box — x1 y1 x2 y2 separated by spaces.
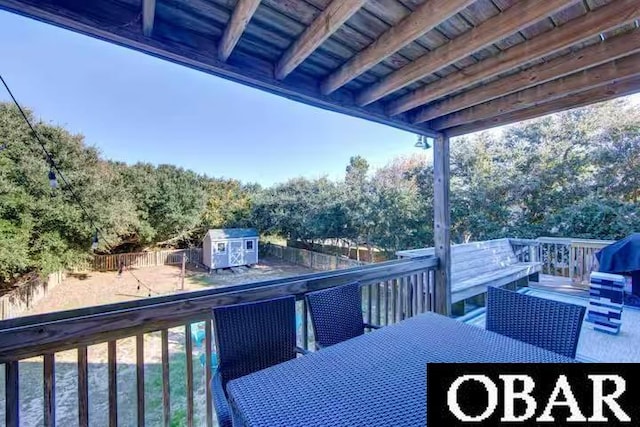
397 239 542 310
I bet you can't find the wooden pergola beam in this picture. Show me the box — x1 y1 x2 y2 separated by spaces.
388 0 640 116
142 0 155 37
320 0 474 95
414 29 640 124
275 0 367 80
431 52 640 130
356 0 577 107
445 75 640 137
218 0 261 62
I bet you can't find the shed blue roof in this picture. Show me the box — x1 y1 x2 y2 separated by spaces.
205 228 258 240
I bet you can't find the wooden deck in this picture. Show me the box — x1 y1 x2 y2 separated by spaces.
530 274 590 298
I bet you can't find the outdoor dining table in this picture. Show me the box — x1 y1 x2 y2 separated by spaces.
226 311 574 427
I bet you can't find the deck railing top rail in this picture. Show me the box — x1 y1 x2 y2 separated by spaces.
0 255 437 363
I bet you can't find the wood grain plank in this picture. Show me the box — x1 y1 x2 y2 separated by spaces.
387 0 640 115
433 133 452 316
321 0 474 94
218 0 261 61
108 341 117 427
78 346 89 427
446 75 640 136
413 28 640 123
5 361 18 427
276 0 366 80
136 334 145 427
142 0 155 37
357 0 577 106
205 322 213 427
44 354 55 427
161 330 170 427
432 52 640 130
0 0 440 144
185 324 194 427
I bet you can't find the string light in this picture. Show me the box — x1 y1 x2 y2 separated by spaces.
48 168 58 189
91 230 99 251
0 73 160 296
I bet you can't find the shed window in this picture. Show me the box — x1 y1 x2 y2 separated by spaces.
217 243 226 253
246 240 254 251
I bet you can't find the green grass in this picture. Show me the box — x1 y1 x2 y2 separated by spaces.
146 350 208 426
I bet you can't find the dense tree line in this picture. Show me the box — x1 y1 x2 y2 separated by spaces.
0 99 638 284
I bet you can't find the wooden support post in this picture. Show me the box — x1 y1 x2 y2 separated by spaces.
433 133 451 316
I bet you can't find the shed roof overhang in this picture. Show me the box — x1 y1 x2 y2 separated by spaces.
0 0 639 137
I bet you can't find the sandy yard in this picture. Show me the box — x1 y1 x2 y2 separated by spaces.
0 258 315 427
26 257 315 315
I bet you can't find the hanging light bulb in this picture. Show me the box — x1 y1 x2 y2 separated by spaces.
48 169 58 189
91 230 99 251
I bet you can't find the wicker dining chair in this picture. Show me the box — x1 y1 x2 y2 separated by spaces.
211 296 306 427
306 282 380 349
486 286 586 358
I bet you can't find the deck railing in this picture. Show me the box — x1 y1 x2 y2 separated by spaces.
0 255 437 427
537 237 614 286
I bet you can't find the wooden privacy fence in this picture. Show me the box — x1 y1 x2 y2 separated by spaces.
91 248 203 271
261 243 366 270
0 271 65 320
537 237 614 285
0 255 438 427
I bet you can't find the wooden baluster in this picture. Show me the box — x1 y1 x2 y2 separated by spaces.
375 281 381 325
44 354 55 427
384 281 389 326
161 330 170 427
392 279 398 323
136 334 145 427
6 361 19 427
400 277 406 320
108 341 117 427
205 321 214 427
78 346 89 427
413 274 419 316
302 300 309 350
419 272 426 313
367 284 373 324
185 324 194 427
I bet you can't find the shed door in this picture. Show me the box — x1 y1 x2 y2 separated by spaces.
229 240 244 266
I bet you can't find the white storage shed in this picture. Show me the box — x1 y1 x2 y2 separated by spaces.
202 228 259 269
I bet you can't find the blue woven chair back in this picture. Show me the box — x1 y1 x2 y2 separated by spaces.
486 287 585 358
306 282 365 348
213 296 297 387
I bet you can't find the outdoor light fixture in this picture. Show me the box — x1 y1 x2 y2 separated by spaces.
48 169 58 189
415 135 432 149
91 231 99 250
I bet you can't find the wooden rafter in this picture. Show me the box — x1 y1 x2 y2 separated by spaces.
445 75 640 137
142 0 155 37
356 0 577 107
320 0 474 95
275 0 367 80
218 0 261 62
431 52 640 130
388 0 640 116
413 28 640 124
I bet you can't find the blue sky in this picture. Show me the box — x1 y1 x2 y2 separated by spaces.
1 11 638 186
0 10 424 186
